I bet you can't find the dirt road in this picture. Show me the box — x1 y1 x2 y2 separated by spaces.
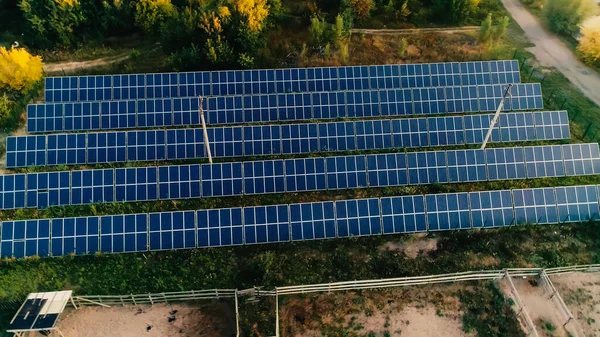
501 0 600 107
352 26 479 35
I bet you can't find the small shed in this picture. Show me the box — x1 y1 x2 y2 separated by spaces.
6 291 75 337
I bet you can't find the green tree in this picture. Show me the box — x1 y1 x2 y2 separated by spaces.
398 37 408 57
578 16 600 64
493 16 509 41
339 42 349 63
134 0 175 34
396 0 411 22
309 15 327 46
349 0 374 18
333 14 344 48
433 0 477 25
544 0 598 36
19 0 85 47
479 13 493 43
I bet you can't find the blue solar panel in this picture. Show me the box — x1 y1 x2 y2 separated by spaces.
149 211 195 251
391 118 429 148
51 217 99 256
326 156 368 190
88 132 127 164
413 87 446 114
47 134 86 165
277 93 312 120
470 190 514 228
200 162 243 197
447 149 486 182
5 135 46 168
499 112 535 142
346 90 380 118
485 147 526 180
207 126 243 158
100 101 136 129
524 145 565 178
243 205 289 244
513 188 558 225
243 160 286 194
407 151 448 184
290 201 336 241
534 111 570 140
173 98 201 125
562 143 600 176
158 165 201 200
379 89 413 116
197 208 244 247
243 125 282 156
100 214 147 253
366 153 408 187
72 169 115 205
426 192 470 230
428 116 465 146
318 122 356 152
335 198 381 237
0 174 26 209
166 129 204 160
115 167 157 202
26 171 70 209
355 120 393 150
284 157 327 192
555 185 599 223
0 219 50 258
463 114 500 144
380 195 426 233
281 123 319 154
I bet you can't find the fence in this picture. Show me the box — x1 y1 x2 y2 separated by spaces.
71 289 238 307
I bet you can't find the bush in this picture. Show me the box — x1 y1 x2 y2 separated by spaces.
479 13 493 43
134 0 176 34
398 37 408 57
0 47 43 92
544 0 598 36
578 17 600 65
0 93 14 124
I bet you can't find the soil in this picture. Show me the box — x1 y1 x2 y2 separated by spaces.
43 52 132 75
57 302 236 337
280 283 473 337
507 277 576 337
501 0 600 107
380 234 439 259
550 272 600 337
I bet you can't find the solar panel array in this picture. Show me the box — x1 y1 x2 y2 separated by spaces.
44 61 521 103
1 144 598 210
27 83 543 133
2 184 598 258
7 111 570 168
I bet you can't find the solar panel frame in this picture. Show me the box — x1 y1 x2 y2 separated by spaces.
243 205 290 244
512 187 558 225
149 211 195 251
290 201 336 241
470 190 514 228
555 185 599 223
380 195 427 233
197 208 244 247
425 192 471 231
335 198 381 237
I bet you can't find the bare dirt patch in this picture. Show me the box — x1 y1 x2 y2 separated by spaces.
380 234 438 259
57 302 236 337
280 283 474 337
508 277 576 337
550 272 600 337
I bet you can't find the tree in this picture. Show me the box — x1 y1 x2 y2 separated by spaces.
333 14 344 48
309 15 327 46
349 0 374 18
578 16 600 64
396 0 411 22
19 0 85 47
544 0 598 36
479 13 492 43
134 0 175 34
231 0 270 32
0 47 43 92
433 0 477 25
397 37 408 57
493 16 509 41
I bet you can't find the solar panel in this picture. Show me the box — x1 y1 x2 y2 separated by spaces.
407 150 448 184
380 195 427 233
428 116 465 146
6 135 46 168
391 118 429 148
157 165 201 200
562 143 600 176
470 190 514 228
243 160 286 195
447 149 487 182
200 162 243 197
0 174 26 209
115 167 157 202
463 114 500 144
366 153 409 187
281 123 319 154
165 129 204 160
512 187 558 225
46 134 86 165
524 145 565 178
325 155 368 190
51 217 100 256
499 112 535 142
284 157 327 192
207 126 243 158
534 111 570 140
100 214 147 253
485 147 526 180
355 120 393 150
0 219 50 258
555 185 599 223
149 211 195 251
100 101 136 129
425 192 470 230
318 122 356 152
243 205 289 244
87 132 127 164
26 171 70 209
197 208 244 247
290 201 336 240
335 198 381 237
243 125 282 156
72 169 115 205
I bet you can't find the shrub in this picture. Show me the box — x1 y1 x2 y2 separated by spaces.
578 17 600 65
398 37 408 57
544 0 598 36
0 47 43 92
134 0 176 34
479 13 493 43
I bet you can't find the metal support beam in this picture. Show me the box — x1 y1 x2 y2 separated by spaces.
481 84 513 150
199 97 213 164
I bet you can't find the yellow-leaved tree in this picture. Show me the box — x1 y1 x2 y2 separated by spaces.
0 47 44 92
231 0 269 32
135 0 176 34
578 17 600 64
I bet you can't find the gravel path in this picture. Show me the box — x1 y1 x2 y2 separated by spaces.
501 0 600 107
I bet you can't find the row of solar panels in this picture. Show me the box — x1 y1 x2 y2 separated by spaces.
28 84 543 133
1 184 597 258
44 60 521 102
0 144 598 210
7 111 570 168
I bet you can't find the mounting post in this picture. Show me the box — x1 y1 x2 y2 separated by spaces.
199 96 213 164
480 84 513 150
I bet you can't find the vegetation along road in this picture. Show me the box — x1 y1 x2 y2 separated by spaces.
501 0 600 106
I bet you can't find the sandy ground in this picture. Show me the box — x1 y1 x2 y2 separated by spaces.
352 27 479 35
281 283 475 337
501 0 600 107
550 272 600 337
380 234 439 259
507 277 575 337
57 302 236 337
43 53 131 74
